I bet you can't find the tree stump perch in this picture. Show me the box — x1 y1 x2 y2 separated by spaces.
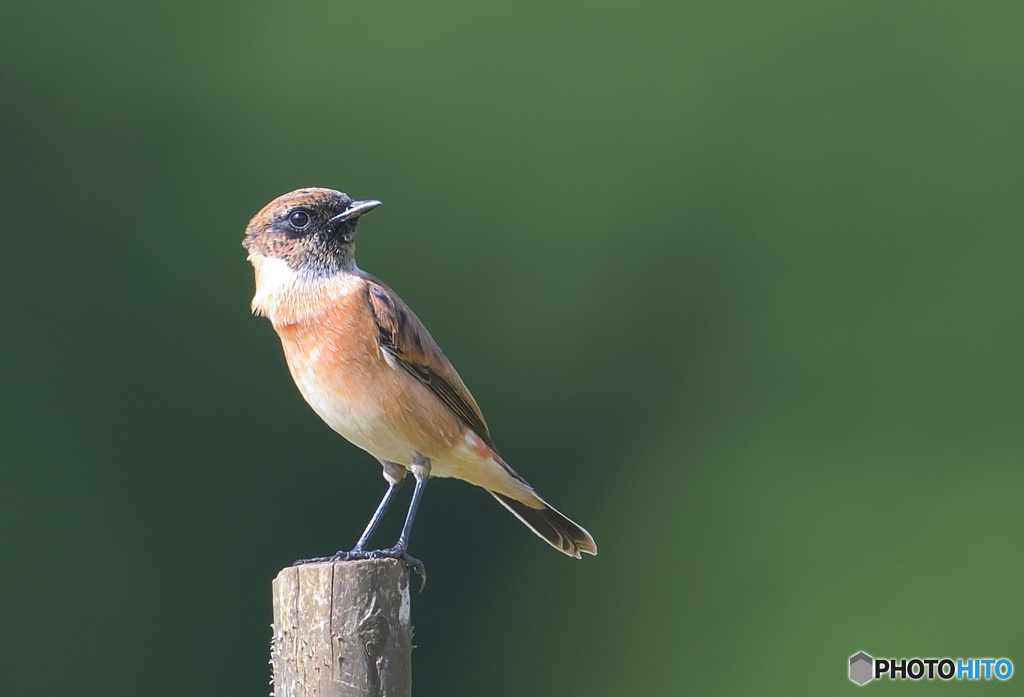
271 560 412 697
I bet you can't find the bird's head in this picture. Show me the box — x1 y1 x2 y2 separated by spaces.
243 187 381 276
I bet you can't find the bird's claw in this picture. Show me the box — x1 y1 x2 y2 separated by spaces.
364 547 426 589
293 548 425 589
400 553 427 590
293 553 341 565
291 549 363 565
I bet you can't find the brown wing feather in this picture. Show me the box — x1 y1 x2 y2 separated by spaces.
362 274 494 449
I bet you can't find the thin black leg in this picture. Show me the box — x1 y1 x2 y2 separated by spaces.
373 453 430 585
295 455 430 587
392 467 427 554
351 481 399 552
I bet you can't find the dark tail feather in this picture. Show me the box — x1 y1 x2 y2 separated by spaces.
491 492 597 558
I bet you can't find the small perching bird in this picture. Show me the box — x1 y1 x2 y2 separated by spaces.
243 188 596 571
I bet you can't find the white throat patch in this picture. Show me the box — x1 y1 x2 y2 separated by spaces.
250 254 300 313
249 253 362 319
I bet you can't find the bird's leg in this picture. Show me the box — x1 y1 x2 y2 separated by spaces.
297 457 430 586
342 482 399 554
349 461 405 553
392 453 430 555
368 453 430 584
292 484 397 565
294 462 405 566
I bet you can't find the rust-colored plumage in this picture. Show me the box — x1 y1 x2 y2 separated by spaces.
244 188 596 561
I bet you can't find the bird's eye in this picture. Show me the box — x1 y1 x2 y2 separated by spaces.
288 210 311 230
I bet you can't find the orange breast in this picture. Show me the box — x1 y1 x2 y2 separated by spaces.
269 280 468 466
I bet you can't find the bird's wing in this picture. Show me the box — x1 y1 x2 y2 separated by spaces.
362 274 494 449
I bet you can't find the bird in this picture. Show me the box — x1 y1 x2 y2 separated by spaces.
243 187 596 571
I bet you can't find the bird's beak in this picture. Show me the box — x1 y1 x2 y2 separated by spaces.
331 199 382 224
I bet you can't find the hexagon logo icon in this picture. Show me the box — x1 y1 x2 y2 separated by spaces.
850 652 873 685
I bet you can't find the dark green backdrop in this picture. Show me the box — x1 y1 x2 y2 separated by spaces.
2 2 1022 695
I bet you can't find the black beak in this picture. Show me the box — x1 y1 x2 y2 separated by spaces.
330 199 382 224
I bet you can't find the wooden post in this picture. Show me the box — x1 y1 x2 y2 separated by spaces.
271 560 412 697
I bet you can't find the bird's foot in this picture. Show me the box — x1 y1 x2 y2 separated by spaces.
291 548 366 565
393 551 427 588
292 547 425 588
364 547 426 589
292 552 345 565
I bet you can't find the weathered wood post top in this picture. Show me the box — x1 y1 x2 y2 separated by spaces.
271 559 412 697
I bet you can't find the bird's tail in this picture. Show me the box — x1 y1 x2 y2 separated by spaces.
490 491 597 558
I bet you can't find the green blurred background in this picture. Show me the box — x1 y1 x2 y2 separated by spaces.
2 1 1022 695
